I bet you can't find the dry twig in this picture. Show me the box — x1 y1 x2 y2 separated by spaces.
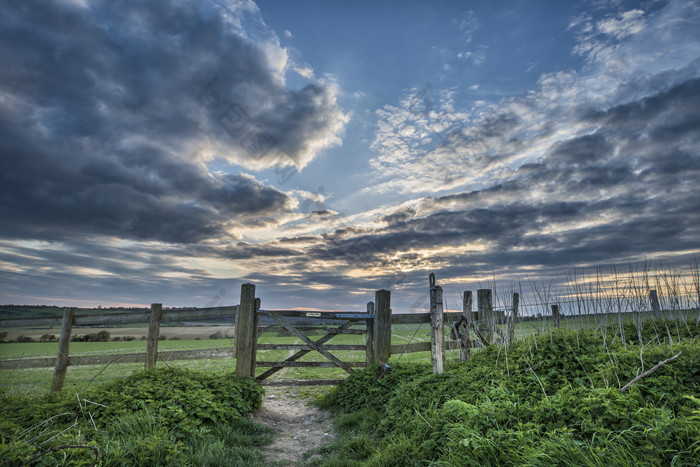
620 351 682 393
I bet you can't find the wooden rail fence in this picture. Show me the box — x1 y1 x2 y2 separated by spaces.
2 274 668 390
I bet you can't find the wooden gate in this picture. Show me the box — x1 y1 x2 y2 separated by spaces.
254 310 370 385
234 284 392 385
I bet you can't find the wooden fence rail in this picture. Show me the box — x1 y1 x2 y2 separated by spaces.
1 303 240 392
1 348 236 370
7 273 669 390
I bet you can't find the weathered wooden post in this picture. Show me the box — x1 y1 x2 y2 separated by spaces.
551 304 561 329
429 273 444 374
374 290 392 364
477 289 493 344
649 290 661 316
249 298 261 376
460 291 472 361
508 293 519 345
365 301 376 365
50 307 75 393
235 283 257 378
145 303 163 370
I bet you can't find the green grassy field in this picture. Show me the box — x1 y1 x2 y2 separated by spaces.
2 309 697 395
0 325 433 394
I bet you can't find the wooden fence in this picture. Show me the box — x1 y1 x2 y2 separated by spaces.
0 305 239 392
2 273 668 391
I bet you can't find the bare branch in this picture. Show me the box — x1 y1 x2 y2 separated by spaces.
620 351 682 393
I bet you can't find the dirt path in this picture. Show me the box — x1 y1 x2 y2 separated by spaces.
253 386 336 466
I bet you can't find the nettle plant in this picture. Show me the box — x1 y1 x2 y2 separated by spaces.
87 368 264 435
1 368 267 466
317 321 700 466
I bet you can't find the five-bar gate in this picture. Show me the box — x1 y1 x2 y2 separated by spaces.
234 284 393 385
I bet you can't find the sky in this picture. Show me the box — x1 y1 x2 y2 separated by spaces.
1 0 699 313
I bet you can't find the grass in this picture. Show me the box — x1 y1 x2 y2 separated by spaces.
0 368 272 466
0 338 238 359
310 319 700 466
3 306 699 395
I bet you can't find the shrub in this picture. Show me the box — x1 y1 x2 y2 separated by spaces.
0 368 269 466
96 330 111 342
318 328 700 466
209 330 225 339
15 335 33 343
86 368 265 437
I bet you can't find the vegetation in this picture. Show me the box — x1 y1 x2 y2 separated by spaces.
1 262 698 464
0 368 271 466
313 320 700 466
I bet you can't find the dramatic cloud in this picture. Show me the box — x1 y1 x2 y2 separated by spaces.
370 1 700 196
1 0 698 311
0 0 347 244
230 1 700 308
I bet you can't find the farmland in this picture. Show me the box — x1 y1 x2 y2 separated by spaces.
1 308 697 393
1 315 698 465
1 298 699 465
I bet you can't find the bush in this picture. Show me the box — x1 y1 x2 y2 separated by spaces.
318 327 700 466
87 368 265 436
0 368 269 466
209 330 226 339
15 335 33 343
39 334 57 342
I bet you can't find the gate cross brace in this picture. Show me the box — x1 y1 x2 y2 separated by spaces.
255 315 358 381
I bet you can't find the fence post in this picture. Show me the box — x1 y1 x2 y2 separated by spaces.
366 301 376 365
460 291 472 361
477 289 493 344
236 283 257 378
551 304 561 329
429 274 444 374
508 293 519 345
374 290 392 364
50 307 75 393
250 298 261 376
649 290 661 316
145 303 163 370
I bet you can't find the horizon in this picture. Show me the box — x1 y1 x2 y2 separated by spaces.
1 1 699 313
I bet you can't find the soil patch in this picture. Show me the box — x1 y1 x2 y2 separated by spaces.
253 386 335 466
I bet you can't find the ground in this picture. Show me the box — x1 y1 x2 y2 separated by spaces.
253 386 336 466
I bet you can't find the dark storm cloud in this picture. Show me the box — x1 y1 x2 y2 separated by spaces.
220 241 299 260
0 0 345 243
203 2 700 311
289 76 700 280
222 71 700 312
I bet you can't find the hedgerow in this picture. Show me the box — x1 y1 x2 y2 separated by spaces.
317 320 700 466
